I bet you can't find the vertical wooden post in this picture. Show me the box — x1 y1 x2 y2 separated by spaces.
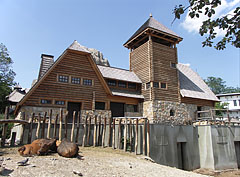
53 114 58 139
93 115 97 147
112 118 115 149
129 119 132 152
64 111 68 139
36 113 41 139
98 115 101 146
71 111 76 142
147 119 150 157
75 111 81 143
59 109 63 141
118 119 122 149
102 116 106 148
20 112 26 145
47 109 52 139
135 118 138 155
1 106 9 147
87 115 91 146
27 113 34 144
10 132 16 147
41 112 47 139
82 115 88 147
124 118 127 151
143 119 146 155
108 117 112 147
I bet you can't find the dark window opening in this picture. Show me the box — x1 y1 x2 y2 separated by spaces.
170 109 175 116
107 79 116 86
134 105 138 112
153 82 159 88
197 106 202 118
58 75 69 83
71 77 81 84
146 82 151 89
41 99 52 104
118 81 127 88
55 100 65 105
171 62 176 68
83 79 92 86
128 82 137 89
160 82 167 89
95 102 105 110
234 100 237 106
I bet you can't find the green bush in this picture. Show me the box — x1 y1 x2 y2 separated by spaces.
0 114 14 139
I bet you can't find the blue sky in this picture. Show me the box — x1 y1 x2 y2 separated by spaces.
0 0 239 89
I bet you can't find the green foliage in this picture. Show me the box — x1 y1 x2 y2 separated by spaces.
215 102 228 117
204 76 240 94
0 43 16 113
173 0 239 50
0 114 14 139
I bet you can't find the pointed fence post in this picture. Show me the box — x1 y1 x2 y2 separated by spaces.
87 115 91 146
143 119 146 155
64 111 68 139
135 118 138 155
47 109 52 139
41 112 47 138
124 118 127 151
1 106 9 147
147 119 150 157
118 119 122 149
98 115 101 146
93 115 97 147
71 111 76 142
82 115 88 147
20 112 26 145
75 111 81 143
59 109 63 141
27 113 34 144
54 114 59 139
36 113 41 139
108 117 112 147
102 116 106 148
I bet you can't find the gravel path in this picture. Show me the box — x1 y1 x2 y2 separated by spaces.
0 146 206 177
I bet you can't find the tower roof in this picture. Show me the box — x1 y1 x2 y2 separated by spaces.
124 16 183 48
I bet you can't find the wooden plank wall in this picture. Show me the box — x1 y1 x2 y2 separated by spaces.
181 97 215 107
23 51 108 110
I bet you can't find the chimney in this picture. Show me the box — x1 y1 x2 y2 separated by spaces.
38 54 54 80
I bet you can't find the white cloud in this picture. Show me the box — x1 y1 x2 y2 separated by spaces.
181 0 240 37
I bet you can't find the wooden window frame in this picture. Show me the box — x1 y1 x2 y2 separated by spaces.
55 100 65 105
83 78 93 86
128 82 137 89
145 82 151 90
57 74 69 83
40 99 52 105
153 82 159 88
170 62 177 69
118 81 127 88
160 82 167 89
107 79 117 87
71 76 81 84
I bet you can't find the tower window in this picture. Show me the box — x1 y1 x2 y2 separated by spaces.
146 82 151 89
171 62 176 68
41 99 52 104
153 82 159 88
58 75 69 83
160 82 167 89
170 109 175 116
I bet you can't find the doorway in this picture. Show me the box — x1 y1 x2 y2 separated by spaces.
177 142 187 170
235 141 240 168
67 102 81 123
110 102 125 117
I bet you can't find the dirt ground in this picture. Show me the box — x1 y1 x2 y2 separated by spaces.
0 146 206 177
194 168 240 177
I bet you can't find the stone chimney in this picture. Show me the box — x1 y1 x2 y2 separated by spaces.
38 54 54 80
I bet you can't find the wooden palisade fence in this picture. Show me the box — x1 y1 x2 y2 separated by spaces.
0 107 150 156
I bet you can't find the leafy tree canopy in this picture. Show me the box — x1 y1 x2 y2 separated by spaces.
0 43 16 113
204 76 240 94
173 0 240 50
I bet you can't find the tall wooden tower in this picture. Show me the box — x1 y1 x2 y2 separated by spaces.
124 15 183 103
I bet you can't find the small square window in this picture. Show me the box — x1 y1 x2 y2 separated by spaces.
71 77 81 84
55 100 65 105
118 81 127 88
128 82 136 89
107 79 116 86
171 62 176 68
95 102 105 110
41 99 52 104
233 100 237 106
146 82 151 89
153 82 159 88
160 83 167 89
83 79 92 86
58 75 69 83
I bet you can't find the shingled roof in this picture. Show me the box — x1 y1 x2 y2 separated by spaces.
124 16 182 46
177 63 219 102
68 40 90 53
97 65 142 83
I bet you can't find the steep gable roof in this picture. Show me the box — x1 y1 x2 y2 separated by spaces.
16 41 112 113
177 63 219 102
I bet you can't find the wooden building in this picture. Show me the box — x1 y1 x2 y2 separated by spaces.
14 15 219 123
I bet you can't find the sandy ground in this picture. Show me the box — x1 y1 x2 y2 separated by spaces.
0 146 206 177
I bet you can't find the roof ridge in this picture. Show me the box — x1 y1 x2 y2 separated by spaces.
97 64 131 72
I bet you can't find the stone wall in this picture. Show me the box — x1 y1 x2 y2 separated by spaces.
143 100 213 125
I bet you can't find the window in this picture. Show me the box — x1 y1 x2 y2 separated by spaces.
83 79 92 86
41 99 52 104
118 81 127 88
58 75 69 83
107 79 116 86
95 102 105 110
153 82 159 88
170 109 175 116
160 82 167 89
126 104 138 112
239 100 240 106
128 82 136 89
146 82 151 89
233 100 237 106
71 77 81 84
55 100 65 105
171 62 176 68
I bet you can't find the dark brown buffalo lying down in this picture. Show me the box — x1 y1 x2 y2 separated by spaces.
18 139 57 156
57 139 79 158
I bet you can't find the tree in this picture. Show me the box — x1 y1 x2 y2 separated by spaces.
173 0 240 50
0 43 16 113
204 76 226 94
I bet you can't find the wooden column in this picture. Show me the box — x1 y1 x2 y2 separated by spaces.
47 109 52 139
59 109 63 141
41 112 47 138
71 111 76 142
36 113 41 139
53 114 58 139
75 111 81 143
135 118 138 155
27 113 34 144
19 112 26 145
1 107 9 147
